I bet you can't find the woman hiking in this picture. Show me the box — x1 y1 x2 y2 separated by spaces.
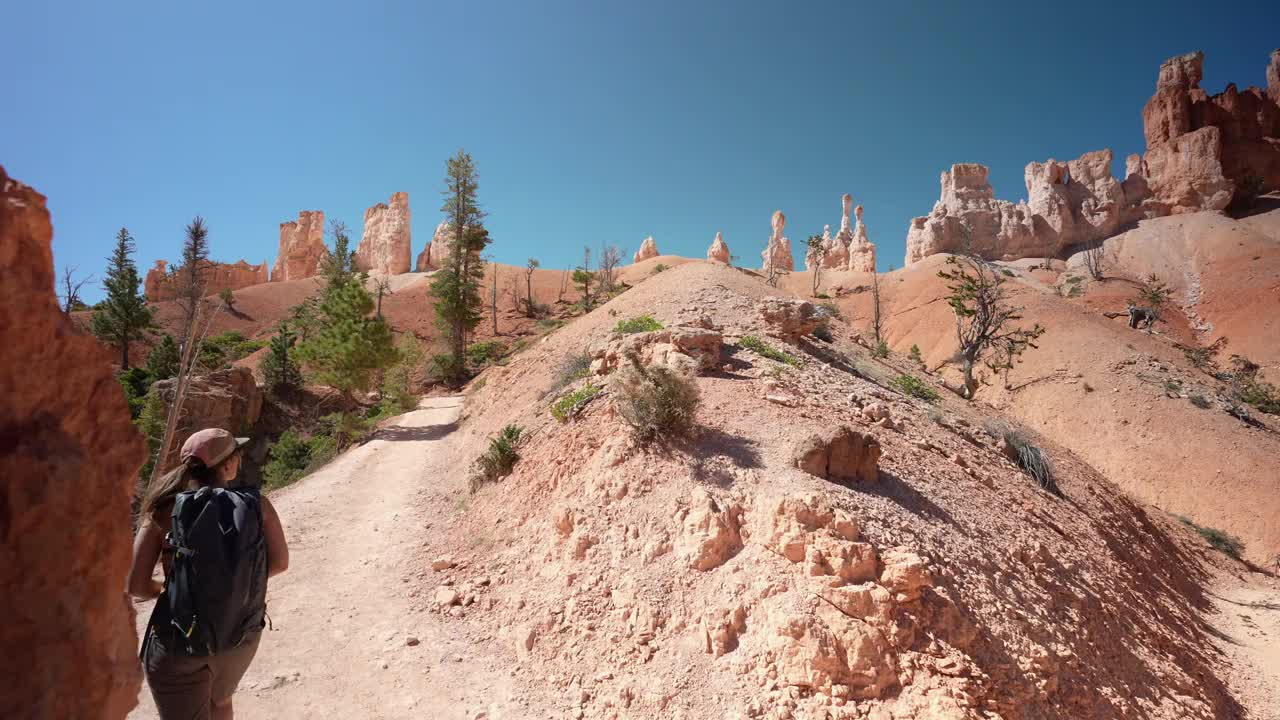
128 428 289 720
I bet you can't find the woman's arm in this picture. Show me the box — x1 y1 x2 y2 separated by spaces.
127 520 165 600
261 495 289 577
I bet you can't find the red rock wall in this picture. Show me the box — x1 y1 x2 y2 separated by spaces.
144 258 269 301
0 165 145 719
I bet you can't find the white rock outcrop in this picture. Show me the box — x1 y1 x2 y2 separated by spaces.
633 236 659 264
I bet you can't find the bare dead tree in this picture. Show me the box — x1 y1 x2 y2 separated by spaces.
558 269 570 304
490 263 500 336
373 276 393 319
599 245 623 296
1081 238 1107 281
148 298 222 485
524 258 540 317
871 268 883 344
60 265 93 314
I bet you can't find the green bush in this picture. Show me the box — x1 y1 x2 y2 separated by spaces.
738 335 800 367
199 330 265 370
615 354 700 441
651 263 668 274
1177 516 1244 559
470 424 524 493
872 341 890 359
378 335 423 416
890 374 941 403
466 340 507 368
908 344 923 365
817 301 842 319
261 430 338 491
1236 378 1280 415
550 384 602 422
1189 394 1210 409
537 317 566 332
614 314 664 334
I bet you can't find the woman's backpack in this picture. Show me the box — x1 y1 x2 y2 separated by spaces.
157 486 269 655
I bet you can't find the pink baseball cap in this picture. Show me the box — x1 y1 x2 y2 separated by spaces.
179 428 249 467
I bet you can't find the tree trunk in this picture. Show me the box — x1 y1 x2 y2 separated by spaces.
526 275 533 317
121 341 130 370
961 355 977 399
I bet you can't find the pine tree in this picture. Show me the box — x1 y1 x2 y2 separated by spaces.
146 334 180 381
174 216 210 348
91 228 154 368
319 220 360 290
261 322 303 394
295 277 398 401
430 149 490 384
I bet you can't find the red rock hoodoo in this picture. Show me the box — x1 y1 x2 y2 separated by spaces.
354 191 412 275
0 165 146 719
272 210 327 282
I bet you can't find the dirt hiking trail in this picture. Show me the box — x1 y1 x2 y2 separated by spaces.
129 395 514 720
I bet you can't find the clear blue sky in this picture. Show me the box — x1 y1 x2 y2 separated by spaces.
4 1 1278 302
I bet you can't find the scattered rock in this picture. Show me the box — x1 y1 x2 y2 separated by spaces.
757 297 819 342
793 426 881 483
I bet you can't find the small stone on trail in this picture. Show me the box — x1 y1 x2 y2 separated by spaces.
432 557 456 571
406 637 420 646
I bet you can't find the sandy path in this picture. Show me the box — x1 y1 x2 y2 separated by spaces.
1212 572 1280 720
129 396 514 719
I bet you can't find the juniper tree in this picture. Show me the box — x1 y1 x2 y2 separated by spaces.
91 228 154 368
430 150 489 383
938 253 1045 399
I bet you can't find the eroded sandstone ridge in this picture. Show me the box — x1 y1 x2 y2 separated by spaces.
904 49 1280 265
0 165 145 719
272 210 326 282
1142 50 1280 213
761 210 794 272
144 258 269 301
706 231 731 264
355 192 411 275
633 236 660 263
904 152 1150 265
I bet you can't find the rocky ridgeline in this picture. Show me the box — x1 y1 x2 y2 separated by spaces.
1 165 145 718
143 258 270 301
355 191 412 275
905 49 1280 266
272 210 327 282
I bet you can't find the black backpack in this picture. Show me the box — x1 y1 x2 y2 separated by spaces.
150 486 269 656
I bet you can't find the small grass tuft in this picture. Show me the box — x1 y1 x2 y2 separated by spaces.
1002 429 1060 497
554 353 593 388
470 424 524 493
614 314 664 334
466 340 507 368
550 384 602 422
890 374 941 403
1188 393 1210 409
1177 516 1244 559
872 341 890 359
738 335 800 367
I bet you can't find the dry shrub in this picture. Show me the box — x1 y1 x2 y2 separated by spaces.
615 353 699 441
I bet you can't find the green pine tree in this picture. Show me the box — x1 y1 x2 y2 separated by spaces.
295 277 398 402
145 334 180 381
91 228 154 369
319 220 360 290
430 149 490 384
261 322 304 394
